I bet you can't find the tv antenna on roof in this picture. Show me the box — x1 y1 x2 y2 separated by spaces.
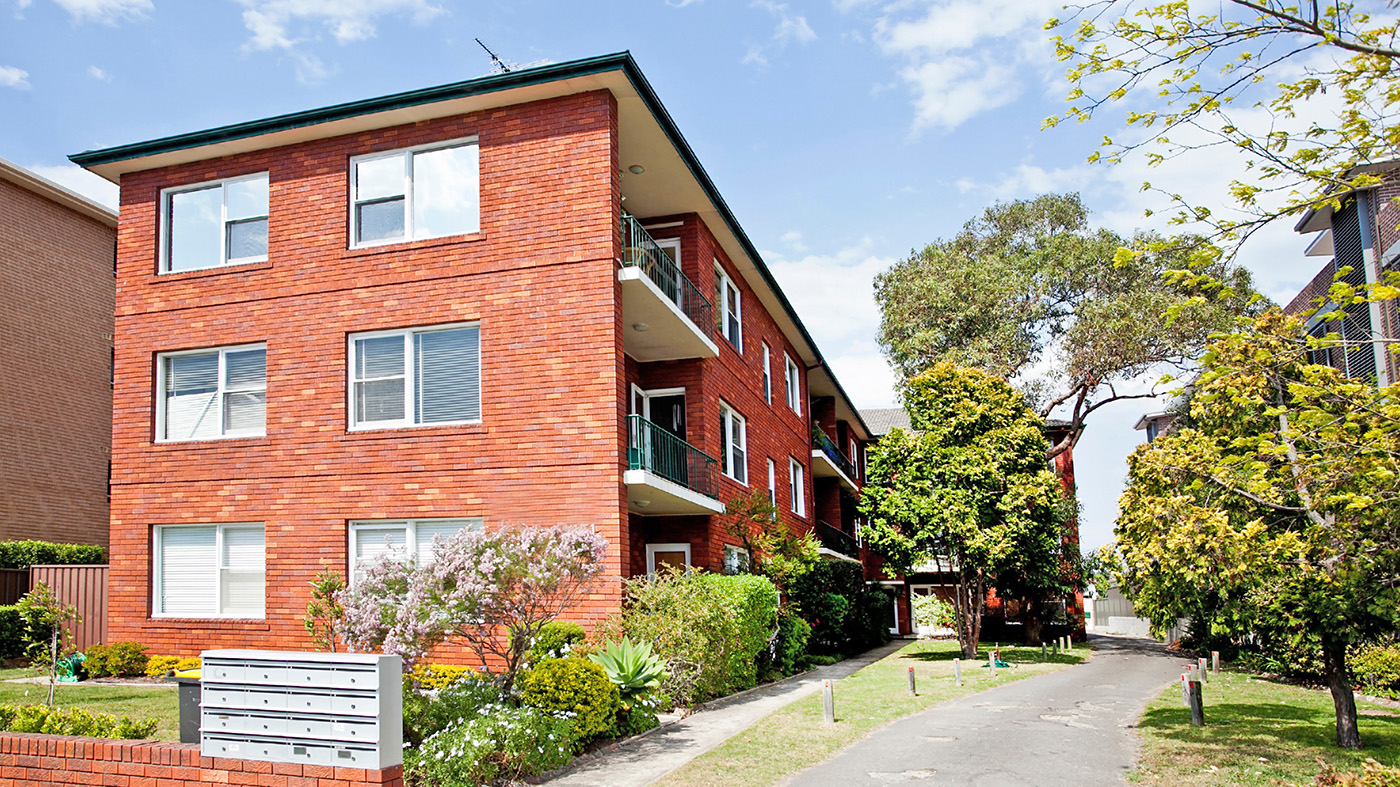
476 38 515 74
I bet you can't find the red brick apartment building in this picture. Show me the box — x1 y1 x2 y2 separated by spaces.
70 53 873 655
1287 161 1400 386
0 157 116 547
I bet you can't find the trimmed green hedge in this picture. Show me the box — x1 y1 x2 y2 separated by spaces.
0 541 106 570
0 607 22 660
601 572 778 706
790 561 892 656
0 704 158 739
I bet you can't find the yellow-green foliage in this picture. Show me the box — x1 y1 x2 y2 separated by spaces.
144 656 180 678
0 703 158 739
174 657 200 672
407 663 477 691
1316 759 1400 786
519 657 619 744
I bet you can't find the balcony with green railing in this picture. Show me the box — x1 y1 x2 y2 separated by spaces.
617 215 718 362
815 520 860 562
811 428 859 492
623 414 724 515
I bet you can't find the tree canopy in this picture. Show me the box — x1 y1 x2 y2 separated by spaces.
1048 0 1400 252
858 363 1073 656
1116 310 1400 749
874 192 1257 457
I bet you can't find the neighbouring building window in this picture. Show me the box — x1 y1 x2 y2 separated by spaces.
784 354 801 414
350 139 480 247
789 457 805 516
153 523 265 618
349 324 481 429
849 438 859 478
767 458 777 506
714 263 742 351
723 544 752 575
161 173 269 273
762 343 772 404
157 345 267 442
349 518 483 584
719 400 747 483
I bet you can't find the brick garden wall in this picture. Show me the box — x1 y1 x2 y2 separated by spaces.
0 734 401 787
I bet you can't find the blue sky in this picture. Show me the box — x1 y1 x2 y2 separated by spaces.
0 0 1331 550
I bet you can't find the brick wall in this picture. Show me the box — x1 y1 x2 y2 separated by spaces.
0 177 115 548
0 734 401 787
109 91 628 654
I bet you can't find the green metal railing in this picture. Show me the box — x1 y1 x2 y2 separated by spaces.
627 414 719 499
619 215 714 339
816 520 860 559
813 429 858 482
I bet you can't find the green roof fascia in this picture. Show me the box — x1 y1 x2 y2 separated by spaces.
69 51 859 425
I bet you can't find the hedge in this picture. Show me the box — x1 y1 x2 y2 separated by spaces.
789 561 892 656
0 541 106 569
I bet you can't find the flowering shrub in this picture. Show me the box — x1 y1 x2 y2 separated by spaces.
405 701 574 787
407 663 477 691
911 594 957 630
143 656 180 678
527 620 587 665
344 525 607 692
518 657 620 746
402 676 506 748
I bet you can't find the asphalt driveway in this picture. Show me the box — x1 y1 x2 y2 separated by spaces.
787 634 1190 787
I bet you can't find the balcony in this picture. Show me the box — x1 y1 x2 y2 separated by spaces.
618 216 719 362
624 414 725 515
811 429 859 493
815 520 861 564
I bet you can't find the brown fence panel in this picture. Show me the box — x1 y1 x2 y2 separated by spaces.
29 565 108 652
0 569 30 605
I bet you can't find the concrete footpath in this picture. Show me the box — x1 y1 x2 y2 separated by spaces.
542 639 907 787
787 634 1188 787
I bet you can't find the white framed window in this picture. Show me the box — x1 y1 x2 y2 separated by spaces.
646 542 691 576
762 344 772 404
850 438 859 478
784 354 801 414
160 173 269 274
157 344 267 442
350 138 480 248
719 400 747 484
713 262 742 351
349 323 481 430
349 518 483 584
767 458 777 506
722 544 752 575
789 457 805 516
153 523 265 618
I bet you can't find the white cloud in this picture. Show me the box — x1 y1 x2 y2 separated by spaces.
86 65 110 81
872 0 1062 131
23 163 119 209
236 0 444 51
741 45 768 67
51 0 151 24
780 230 807 252
0 65 29 89
743 0 816 66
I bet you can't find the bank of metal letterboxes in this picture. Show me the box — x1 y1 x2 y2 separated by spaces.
200 650 402 770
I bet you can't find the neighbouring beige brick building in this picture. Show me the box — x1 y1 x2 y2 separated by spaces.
0 157 116 547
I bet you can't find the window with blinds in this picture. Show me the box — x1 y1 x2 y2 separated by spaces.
348 518 483 585
154 524 265 618
158 345 267 442
349 324 481 429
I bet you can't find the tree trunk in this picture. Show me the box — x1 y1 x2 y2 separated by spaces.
953 573 978 659
1322 635 1362 749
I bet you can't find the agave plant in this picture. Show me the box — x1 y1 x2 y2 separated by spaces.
588 637 667 709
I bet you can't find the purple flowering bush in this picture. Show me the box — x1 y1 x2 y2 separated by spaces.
343 524 608 692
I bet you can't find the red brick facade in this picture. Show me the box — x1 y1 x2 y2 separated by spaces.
94 65 871 657
0 166 115 548
0 733 401 787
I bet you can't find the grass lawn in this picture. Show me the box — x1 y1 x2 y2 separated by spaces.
656 639 1087 787
1131 669 1400 785
0 667 179 741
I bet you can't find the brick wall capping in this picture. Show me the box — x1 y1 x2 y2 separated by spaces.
344 232 486 259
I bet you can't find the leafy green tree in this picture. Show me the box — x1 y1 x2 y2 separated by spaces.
874 193 1256 457
859 363 1072 657
1117 310 1400 749
1048 1 1400 251
719 490 819 592
303 568 347 652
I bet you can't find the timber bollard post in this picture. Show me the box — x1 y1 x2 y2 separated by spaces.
953 658 962 686
1212 651 1220 674
990 654 998 678
1041 643 1047 661
1180 673 1191 707
822 679 835 724
1198 657 1208 681
1188 680 1205 725
907 666 916 696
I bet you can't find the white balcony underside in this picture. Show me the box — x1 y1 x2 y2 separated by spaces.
817 547 861 564
624 468 725 516
619 267 719 362
810 449 859 493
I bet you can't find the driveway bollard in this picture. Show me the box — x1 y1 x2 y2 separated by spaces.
1198 657 1208 682
953 658 962 686
1212 651 1220 674
822 679 835 724
1188 679 1206 725
907 666 917 696
989 654 998 679
1041 643 1047 661
1180 673 1191 707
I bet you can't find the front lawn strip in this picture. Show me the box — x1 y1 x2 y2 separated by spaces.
0 667 178 741
1130 669 1400 785
656 640 1086 787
